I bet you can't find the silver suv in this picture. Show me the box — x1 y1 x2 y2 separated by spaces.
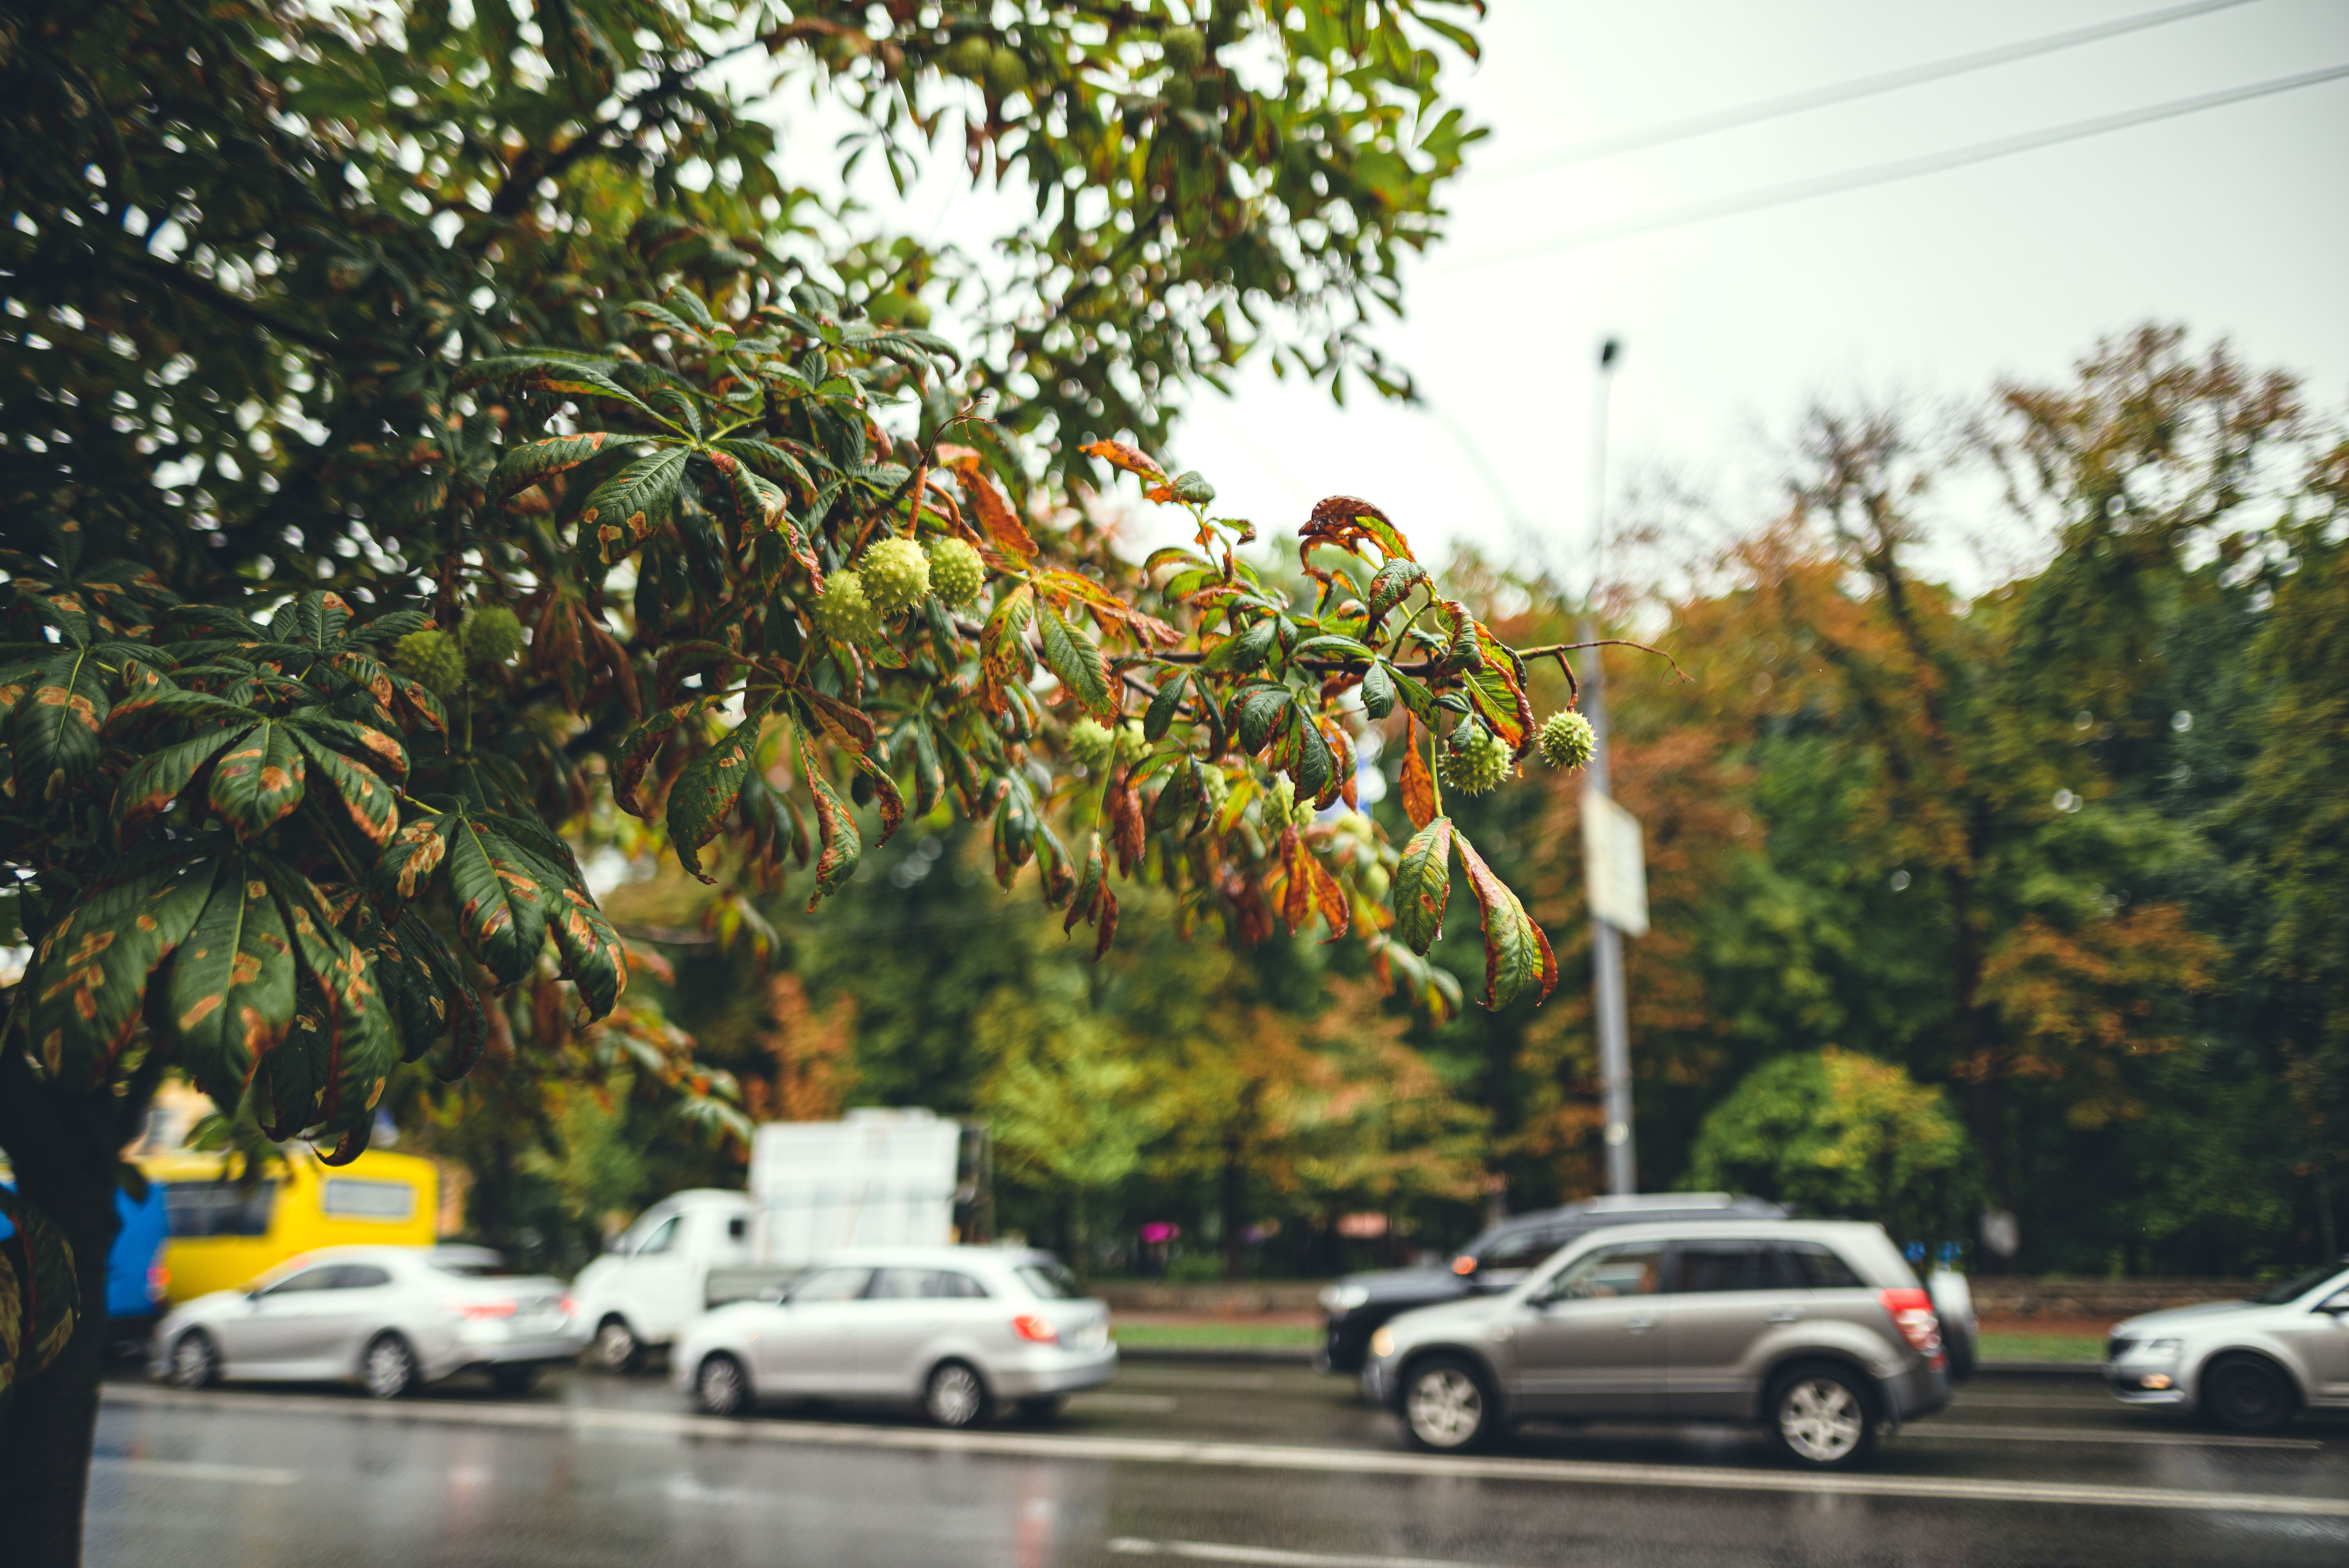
1361 1220 1950 1468
2105 1258 2349 1431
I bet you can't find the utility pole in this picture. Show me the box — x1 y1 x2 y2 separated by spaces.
1583 338 1638 1196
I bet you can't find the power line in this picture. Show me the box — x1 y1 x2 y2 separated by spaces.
1437 62 2349 273
1470 0 2262 183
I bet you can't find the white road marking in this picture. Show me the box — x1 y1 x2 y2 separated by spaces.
1069 1393 1182 1413
1949 1394 2117 1410
101 1384 2349 1518
1119 1372 1280 1392
93 1456 299 1486
1109 1538 1490 1568
1914 1423 2321 1450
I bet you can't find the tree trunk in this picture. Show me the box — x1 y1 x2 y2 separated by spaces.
0 1061 134 1568
1220 1137 1246 1279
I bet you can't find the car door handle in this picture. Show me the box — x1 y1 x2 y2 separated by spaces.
1767 1309 1803 1323
1624 1316 1656 1333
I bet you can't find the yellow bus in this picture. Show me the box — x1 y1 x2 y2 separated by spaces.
140 1146 441 1305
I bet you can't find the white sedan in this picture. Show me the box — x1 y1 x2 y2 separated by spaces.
151 1244 586 1398
673 1245 1117 1427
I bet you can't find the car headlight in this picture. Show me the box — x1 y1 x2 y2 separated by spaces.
1369 1327 1397 1359
2146 1338 2181 1356
1320 1284 1371 1314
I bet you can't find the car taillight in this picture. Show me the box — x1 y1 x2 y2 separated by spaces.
1879 1287 1943 1362
147 1262 169 1300
1011 1313 1060 1344
558 1295 577 1317
453 1300 517 1321
1451 1256 1477 1276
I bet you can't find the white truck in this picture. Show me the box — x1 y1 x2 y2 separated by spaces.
570 1109 978 1371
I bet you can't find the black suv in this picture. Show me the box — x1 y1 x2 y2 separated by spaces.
1317 1193 1791 1372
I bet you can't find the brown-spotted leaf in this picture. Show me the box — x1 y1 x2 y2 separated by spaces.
372 815 452 911
1454 832 1558 1009
1301 494 1416 566
168 858 296 1105
28 859 216 1091
110 725 246 847
289 731 399 845
1079 439 1166 481
798 732 863 911
949 460 1037 558
208 719 307 841
446 813 548 984
1400 715 1440 830
668 704 770 883
549 887 628 1022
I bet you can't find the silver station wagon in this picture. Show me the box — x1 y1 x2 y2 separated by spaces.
673 1245 1117 1427
1361 1219 1950 1468
2105 1258 2349 1431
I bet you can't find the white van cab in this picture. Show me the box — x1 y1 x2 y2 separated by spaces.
570 1190 752 1369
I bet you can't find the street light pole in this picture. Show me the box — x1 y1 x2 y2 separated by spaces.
1583 338 1637 1196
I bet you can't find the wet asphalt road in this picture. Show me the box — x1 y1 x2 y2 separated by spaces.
86 1360 2349 1568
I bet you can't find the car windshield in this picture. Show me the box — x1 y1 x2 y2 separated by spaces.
2246 1263 2348 1306
430 1255 517 1277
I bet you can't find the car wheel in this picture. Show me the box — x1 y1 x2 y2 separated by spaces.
363 1333 419 1400
1768 1365 1876 1469
695 1353 750 1418
591 1316 641 1374
490 1364 541 1397
1400 1355 1499 1453
924 1360 991 1429
168 1329 219 1390
2202 1355 2294 1434
1014 1395 1068 1424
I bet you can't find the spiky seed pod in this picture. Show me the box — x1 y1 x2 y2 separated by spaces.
1360 862 1391 901
1270 774 1296 824
1201 765 1230 810
461 604 525 666
985 44 1028 99
1162 25 1206 74
945 34 993 79
1067 718 1116 772
859 536 931 617
1538 710 1597 772
1292 796 1318 830
1437 722 1511 796
1114 718 1147 764
392 629 464 699
926 537 986 608
810 570 882 647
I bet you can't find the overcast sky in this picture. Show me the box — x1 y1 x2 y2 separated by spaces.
774 1 2349 592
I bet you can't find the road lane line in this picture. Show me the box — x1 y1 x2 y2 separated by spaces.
100 1384 2349 1518
1109 1537 1490 1568
1069 1394 1182 1413
1911 1423 2320 1450
93 1456 299 1485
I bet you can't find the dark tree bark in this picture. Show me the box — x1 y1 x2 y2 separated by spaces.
0 1050 140 1568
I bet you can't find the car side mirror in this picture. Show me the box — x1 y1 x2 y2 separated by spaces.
2317 1294 2349 1316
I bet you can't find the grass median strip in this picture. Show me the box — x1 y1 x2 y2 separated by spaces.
102 1384 2349 1517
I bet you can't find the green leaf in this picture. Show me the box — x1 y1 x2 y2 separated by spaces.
490 430 629 499
167 855 297 1105
580 446 691 565
27 858 216 1090
446 812 549 984
270 860 400 1161
368 908 487 1078
207 719 307 841
1454 832 1558 1009
1360 660 1396 720
1394 816 1455 955
1235 684 1295 751
289 730 400 845
1144 671 1190 741
13 646 110 802
1037 604 1116 721
1367 559 1429 625
0 1189 80 1410
1290 634 1373 661
111 725 247 846
668 704 769 884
